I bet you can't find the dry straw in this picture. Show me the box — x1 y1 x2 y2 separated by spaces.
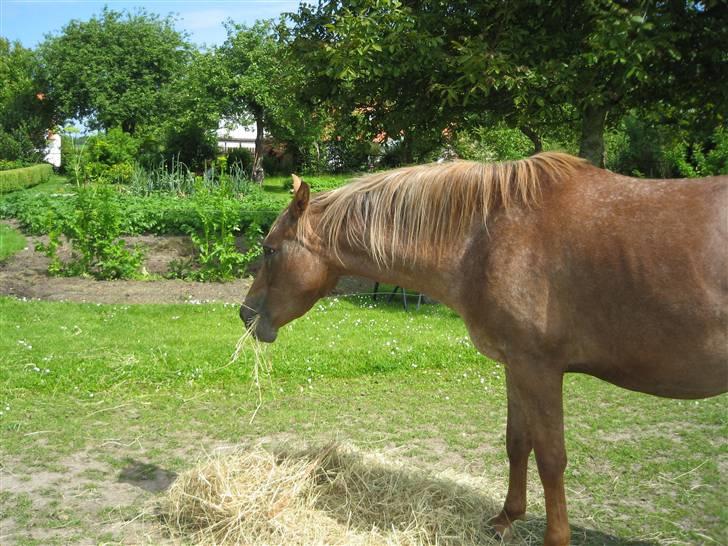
229 316 272 423
159 441 536 545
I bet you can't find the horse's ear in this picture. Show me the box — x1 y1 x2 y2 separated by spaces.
292 174 302 193
291 178 309 219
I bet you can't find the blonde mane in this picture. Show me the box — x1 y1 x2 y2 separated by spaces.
298 152 586 266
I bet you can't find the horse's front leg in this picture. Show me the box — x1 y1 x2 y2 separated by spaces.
499 362 570 546
489 368 532 537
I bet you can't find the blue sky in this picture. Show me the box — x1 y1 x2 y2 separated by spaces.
0 0 302 48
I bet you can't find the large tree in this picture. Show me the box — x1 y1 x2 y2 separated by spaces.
287 1 727 166
38 7 191 134
199 20 319 182
0 38 55 161
285 0 450 163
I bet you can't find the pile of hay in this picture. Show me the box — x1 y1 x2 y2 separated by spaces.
160 442 513 545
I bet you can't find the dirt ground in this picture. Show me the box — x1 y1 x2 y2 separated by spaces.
0 221 374 304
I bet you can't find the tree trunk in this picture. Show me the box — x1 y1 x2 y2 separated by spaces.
578 104 608 167
252 113 265 184
520 125 543 155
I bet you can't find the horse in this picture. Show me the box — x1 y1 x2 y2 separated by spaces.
241 152 728 545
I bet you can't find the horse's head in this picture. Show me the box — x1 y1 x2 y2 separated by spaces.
240 175 339 342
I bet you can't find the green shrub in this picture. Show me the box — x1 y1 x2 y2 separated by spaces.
606 116 728 178
0 163 53 193
227 147 254 174
452 124 533 163
35 184 145 280
0 159 29 171
173 179 262 281
662 126 728 177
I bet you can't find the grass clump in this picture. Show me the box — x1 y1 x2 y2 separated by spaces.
0 223 26 261
160 442 503 546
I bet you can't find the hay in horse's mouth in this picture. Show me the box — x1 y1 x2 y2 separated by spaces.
229 317 272 423
158 441 513 545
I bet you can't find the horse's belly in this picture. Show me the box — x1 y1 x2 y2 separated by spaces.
567 348 728 399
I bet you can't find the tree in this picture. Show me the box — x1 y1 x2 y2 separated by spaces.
285 0 450 164
426 0 728 165
288 1 727 167
208 20 318 182
0 38 55 161
38 7 191 134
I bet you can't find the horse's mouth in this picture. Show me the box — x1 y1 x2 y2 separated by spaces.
250 320 278 343
241 307 278 343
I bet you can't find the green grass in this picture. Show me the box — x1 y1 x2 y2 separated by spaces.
0 295 725 544
0 223 26 261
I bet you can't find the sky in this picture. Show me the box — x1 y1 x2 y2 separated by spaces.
0 0 302 48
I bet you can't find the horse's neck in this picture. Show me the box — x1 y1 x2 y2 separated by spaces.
324 239 464 310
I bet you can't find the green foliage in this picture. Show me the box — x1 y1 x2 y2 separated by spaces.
162 124 217 173
0 164 53 193
0 223 26 262
1 180 280 237
84 128 139 167
35 184 145 279
606 118 728 178
0 38 54 162
0 159 30 171
227 148 254 173
662 127 728 178
173 180 263 281
286 0 448 164
452 124 534 162
38 7 191 133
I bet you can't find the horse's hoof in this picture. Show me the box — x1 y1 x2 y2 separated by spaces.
488 511 523 541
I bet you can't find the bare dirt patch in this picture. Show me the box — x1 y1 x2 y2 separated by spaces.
0 221 375 305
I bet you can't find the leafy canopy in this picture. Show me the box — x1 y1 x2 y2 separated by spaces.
39 7 191 134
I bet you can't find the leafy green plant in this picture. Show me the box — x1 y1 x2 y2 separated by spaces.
36 183 145 279
183 180 262 281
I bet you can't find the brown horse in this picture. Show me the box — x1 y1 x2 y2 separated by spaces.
241 153 728 545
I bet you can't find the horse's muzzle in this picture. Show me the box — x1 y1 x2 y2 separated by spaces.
240 304 277 342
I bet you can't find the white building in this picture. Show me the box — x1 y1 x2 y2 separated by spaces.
216 120 258 152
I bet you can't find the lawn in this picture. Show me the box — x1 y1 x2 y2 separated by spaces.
0 295 725 545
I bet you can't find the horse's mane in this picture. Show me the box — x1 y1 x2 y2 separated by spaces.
298 152 586 266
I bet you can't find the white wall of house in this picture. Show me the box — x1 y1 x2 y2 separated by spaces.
44 133 61 168
216 120 257 152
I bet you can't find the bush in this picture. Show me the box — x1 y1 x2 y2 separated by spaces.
227 148 254 174
0 163 53 193
35 184 145 280
0 125 45 164
182 180 262 281
0 159 29 171
452 124 533 163
606 117 728 178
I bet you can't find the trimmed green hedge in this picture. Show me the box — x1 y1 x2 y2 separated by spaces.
0 164 54 193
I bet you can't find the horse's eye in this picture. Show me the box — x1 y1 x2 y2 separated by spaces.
263 245 277 257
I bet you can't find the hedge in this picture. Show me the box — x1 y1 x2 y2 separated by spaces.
0 164 54 193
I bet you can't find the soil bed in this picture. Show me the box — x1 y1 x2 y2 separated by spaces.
0 221 373 304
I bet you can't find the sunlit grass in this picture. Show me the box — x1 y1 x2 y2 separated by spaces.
0 296 725 544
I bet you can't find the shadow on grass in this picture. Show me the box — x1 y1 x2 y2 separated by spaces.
118 459 177 493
